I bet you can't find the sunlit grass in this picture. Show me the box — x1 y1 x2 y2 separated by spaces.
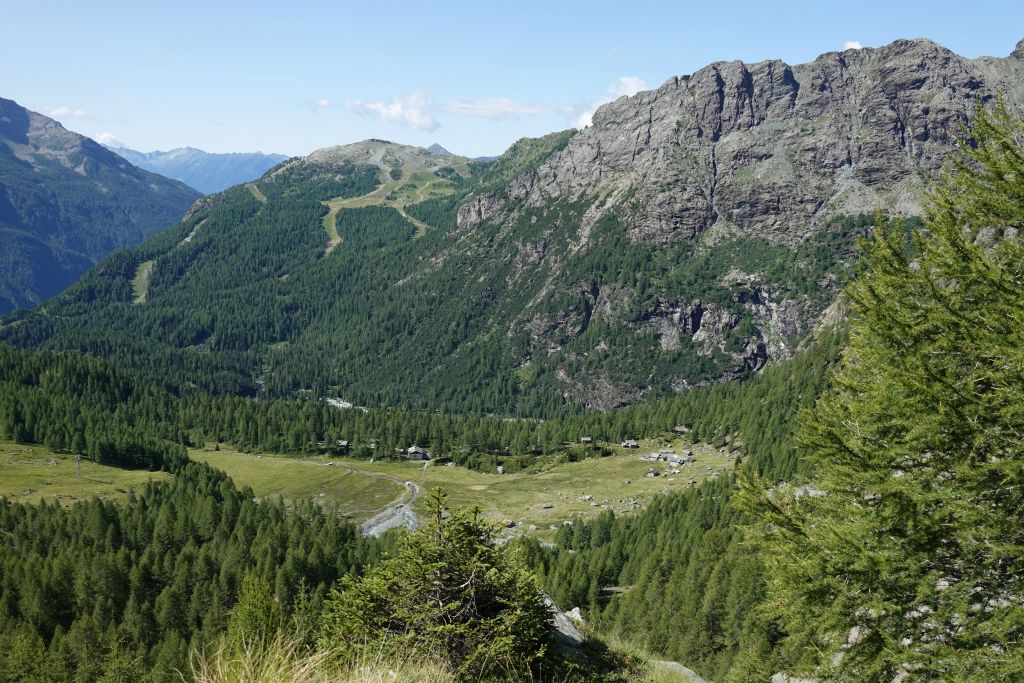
0 440 170 505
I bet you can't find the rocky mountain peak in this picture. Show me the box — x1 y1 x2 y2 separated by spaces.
445 36 1024 406
461 36 1020 248
1013 38 1024 60
0 97 163 177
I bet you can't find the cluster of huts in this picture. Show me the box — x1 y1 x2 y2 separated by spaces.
640 449 696 477
315 439 431 461
316 439 351 453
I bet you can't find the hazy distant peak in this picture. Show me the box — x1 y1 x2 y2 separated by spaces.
106 144 288 194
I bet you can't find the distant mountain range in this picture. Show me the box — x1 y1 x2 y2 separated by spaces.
107 146 288 194
0 97 199 314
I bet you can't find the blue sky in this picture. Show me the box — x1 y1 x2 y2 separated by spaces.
3 0 1022 158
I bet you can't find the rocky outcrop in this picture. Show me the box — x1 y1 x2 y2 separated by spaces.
543 595 586 646
471 39 1022 247
451 38 1023 405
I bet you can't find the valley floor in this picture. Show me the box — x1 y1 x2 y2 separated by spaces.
190 438 733 537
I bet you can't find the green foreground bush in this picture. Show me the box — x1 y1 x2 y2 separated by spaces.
319 489 551 680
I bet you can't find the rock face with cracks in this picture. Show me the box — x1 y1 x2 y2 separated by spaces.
450 38 1024 407
463 39 1024 244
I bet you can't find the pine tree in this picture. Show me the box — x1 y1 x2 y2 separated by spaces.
320 489 551 680
225 572 280 651
742 103 1024 681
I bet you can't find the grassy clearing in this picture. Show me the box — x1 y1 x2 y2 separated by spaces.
192 439 733 535
131 259 155 304
246 182 268 203
354 437 733 534
0 441 170 505
191 447 405 520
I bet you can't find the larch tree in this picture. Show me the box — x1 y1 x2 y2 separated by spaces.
742 103 1024 681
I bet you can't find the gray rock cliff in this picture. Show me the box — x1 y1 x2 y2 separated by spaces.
449 38 1023 407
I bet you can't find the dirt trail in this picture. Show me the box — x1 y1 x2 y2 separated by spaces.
395 205 431 239
281 459 421 534
178 218 207 247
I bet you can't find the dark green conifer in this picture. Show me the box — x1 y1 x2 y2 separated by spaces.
743 103 1024 681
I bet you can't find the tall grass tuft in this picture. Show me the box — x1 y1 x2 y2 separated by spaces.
189 634 455 683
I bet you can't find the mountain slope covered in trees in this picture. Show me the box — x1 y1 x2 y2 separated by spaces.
2 39 1021 415
3 100 1023 680
0 98 200 313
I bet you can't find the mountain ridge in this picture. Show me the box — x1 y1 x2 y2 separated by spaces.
461 37 1024 243
2 36 1021 414
0 97 200 313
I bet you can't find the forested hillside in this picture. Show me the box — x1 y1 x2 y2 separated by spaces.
532 328 844 680
3 35 1024 683
0 463 385 681
0 343 386 680
0 97 200 313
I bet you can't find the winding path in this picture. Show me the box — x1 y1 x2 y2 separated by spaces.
282 458 421 535
319 168 441 255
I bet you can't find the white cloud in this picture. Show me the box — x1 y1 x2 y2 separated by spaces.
96 132 125 147
444 97 569 119
573 76 648 129
46 105 87 119
345 91 439 131
311 98 330 110
607 76 647 98
843 41 864 50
